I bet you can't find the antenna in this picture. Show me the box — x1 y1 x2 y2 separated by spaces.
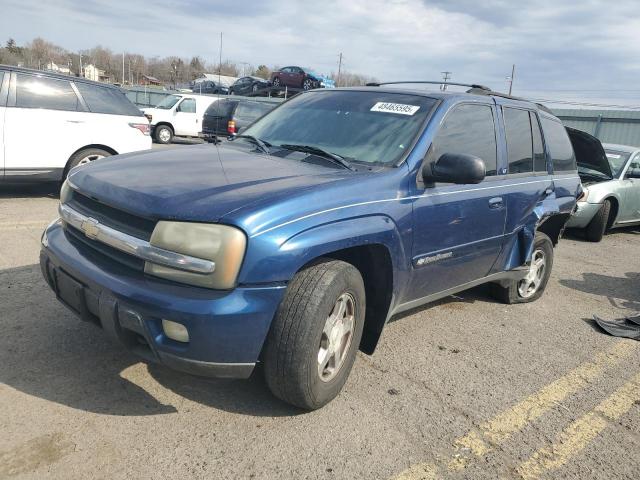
441 71 452 91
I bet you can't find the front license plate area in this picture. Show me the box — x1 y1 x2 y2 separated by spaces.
55 269 86 315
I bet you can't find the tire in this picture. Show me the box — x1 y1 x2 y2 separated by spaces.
272 77 281 87
263 259 366 410
302 78 313 90
229 89 235 95
585 200 611 242
490 231 554 304
154 124 173 144
65 148 111 178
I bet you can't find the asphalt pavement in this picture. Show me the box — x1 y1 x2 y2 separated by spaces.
0 154 639 479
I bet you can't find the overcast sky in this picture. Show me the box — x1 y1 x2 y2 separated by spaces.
3 0 640 108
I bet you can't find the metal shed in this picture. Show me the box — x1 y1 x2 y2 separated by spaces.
552 109 640 148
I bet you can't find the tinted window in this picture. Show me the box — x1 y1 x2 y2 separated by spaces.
205 100 235 117
235 102 272 120
540 116 576 172
15 74 80 111
245 91 437 165
178 98 196 113
429 104 498 176
504 107 533 174
75 82 141 116
531 112 547 172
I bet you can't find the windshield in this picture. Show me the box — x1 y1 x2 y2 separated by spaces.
605 149 632 177
243 91 437 165
155 95 181 109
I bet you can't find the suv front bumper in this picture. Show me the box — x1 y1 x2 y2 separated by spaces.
40 222 285 379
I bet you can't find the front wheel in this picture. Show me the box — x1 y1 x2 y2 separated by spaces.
263 259 366 410
302 78 314 90
272 77 281 87
490 231 554 304
585 199 611 242
154 124 173 144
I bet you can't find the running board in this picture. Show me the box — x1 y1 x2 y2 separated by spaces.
391 269 528 316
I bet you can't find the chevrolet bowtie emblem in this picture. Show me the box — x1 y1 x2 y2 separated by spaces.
80 217 100 240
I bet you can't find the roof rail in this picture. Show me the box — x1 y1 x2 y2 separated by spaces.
366 80 491 91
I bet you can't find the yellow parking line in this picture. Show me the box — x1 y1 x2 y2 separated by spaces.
517 371 640 479
449 341 635 470
393 462 438 480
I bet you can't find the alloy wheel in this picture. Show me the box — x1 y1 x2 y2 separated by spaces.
317 293 356 382
518 249 546 298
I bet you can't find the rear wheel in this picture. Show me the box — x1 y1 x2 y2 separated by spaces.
154 124 173 144
65 148 111 178
490 231 554 304
302 78 314 90
272 77 281 87
585 199 611 242
263 259 365 410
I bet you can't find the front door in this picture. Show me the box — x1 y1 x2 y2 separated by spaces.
172 98 197 136
408 102 506 301
619 155 640 222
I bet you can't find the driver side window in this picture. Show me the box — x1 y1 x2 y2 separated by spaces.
178 98 196 113
428 104 498 177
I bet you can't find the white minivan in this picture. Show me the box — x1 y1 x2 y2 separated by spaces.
142 94 219 144
0 65 151 182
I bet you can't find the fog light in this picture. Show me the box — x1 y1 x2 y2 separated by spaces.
162 319 189 343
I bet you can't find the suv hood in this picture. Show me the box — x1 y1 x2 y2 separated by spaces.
566 127 613 182
68 144 354 223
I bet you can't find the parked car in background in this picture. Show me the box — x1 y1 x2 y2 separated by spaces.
201 98 278 138
229 76 270 96
0 65 151 182
42 83 593 410
566 138 640 241
270 66 335 90
191 80 229 95
142 94 219 144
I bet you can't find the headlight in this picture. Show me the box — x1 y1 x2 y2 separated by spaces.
60 179 73 204
144 221 246 289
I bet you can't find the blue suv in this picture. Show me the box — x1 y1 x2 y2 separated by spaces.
41 82 588 409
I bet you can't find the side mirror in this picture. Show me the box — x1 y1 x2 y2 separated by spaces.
422 153 486 185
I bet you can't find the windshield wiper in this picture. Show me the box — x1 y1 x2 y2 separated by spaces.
231 135 271 154
278 144 355 171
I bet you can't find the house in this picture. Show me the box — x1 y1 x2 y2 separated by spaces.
140 74 162 86
83 64 111 83
45 61 71 75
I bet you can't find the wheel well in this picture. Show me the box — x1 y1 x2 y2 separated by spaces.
537 213 571 245
604 197 619 228
64 144 118 176
321 244 394 355
155 122 174 132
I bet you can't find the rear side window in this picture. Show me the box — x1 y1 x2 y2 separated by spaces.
205 100 235 117
75 83 142 116
531 112 547 172
504 107 533 174
15 74 80 111
540 117 576 173
235 102 272 120
429 104 498 176
178 98 196 113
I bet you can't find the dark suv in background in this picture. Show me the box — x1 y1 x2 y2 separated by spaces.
201 98 279 137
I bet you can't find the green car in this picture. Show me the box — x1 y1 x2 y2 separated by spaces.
567 133 640 241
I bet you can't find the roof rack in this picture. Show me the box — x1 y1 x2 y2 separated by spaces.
366 80 492 91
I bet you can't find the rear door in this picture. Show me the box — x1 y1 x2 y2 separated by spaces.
408 102 506 301
172 97 197 135
4 72 85 177
0 71 7 176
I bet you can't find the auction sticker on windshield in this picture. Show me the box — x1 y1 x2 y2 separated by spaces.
370 102 420 115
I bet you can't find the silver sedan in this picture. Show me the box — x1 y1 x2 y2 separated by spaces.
567 143 640 241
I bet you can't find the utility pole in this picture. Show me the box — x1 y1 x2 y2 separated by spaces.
337 52 343 87
122 52 125 85
79 53 83 78
507 64 515 95
441 71 452 91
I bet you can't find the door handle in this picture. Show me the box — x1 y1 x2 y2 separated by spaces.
489 197 504 209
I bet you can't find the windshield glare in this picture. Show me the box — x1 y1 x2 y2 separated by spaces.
243 91 436 165
605 149 632 177
155 95 181 109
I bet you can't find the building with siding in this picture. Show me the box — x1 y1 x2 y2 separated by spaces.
553 109 640 147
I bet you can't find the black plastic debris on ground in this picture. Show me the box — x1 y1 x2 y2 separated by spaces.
593 314 640 340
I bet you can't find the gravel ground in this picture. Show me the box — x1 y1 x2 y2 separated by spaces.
0 176 639 480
